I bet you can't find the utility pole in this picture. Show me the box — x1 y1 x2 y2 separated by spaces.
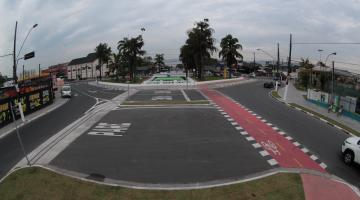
331 61 335 104
277 43 280 73
287 34 292 75
22 65 25 80
38 64 41 77
13 21 18 84
253 52 256 72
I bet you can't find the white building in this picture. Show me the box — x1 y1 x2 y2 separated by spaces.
67 53 109 80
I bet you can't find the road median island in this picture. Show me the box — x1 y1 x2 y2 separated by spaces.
288 103 360 137
0 167 305 200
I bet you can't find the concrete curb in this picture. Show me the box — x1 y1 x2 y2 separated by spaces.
0 97 69 140
269 90 357 137
1 164 359 197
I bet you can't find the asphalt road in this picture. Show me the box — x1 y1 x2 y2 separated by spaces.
218 80 360 187
51 107 272 184
0 82 123 178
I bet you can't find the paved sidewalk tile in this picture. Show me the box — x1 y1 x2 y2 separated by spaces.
301 174 360 200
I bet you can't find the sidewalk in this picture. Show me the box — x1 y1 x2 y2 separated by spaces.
301 173 360 200
278 82 360 133
0 91 69 139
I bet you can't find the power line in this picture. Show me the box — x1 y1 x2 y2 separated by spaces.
293 42 360 45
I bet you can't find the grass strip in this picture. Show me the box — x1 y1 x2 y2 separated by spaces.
0 167 305 200
289 103 360 136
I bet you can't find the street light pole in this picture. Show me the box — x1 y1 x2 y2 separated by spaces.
13 21 18 84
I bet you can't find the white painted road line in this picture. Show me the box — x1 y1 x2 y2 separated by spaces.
278 131 286 135
259 150 269 157
227 118 234 122
240 131 248 135
267 159 279 166
320 162 327 169
231 122 238 126
224 115 230 118
261 119 267 122
181 89 191 102
272 127 279 131
88 132 123 137
301 148 309 153
252 143 261 148
310 155 318 161
235 126 243 130
246 137 255 141
221 112 227 115
293 142 300 147
285 136 293 140
266 123 273 126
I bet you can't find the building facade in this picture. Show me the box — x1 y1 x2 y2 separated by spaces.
67 53 109 80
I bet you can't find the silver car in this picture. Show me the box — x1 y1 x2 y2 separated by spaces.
61 85 72 98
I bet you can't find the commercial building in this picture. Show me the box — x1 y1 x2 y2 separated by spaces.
67 53 108 80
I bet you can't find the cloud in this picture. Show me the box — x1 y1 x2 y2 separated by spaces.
1 0 360 76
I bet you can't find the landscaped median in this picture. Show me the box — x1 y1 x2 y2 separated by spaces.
0 167 305 200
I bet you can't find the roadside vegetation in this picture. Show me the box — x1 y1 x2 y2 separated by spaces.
0 167 305 200
289 103 360 136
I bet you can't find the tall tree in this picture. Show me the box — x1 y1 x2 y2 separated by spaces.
117 35 145 81
299 58 314 69
180 44 196 78
219 34 243 69
182 20 216 80
95 43 112 80
154 54 165 72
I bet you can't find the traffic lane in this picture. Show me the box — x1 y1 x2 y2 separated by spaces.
0 91 96 178
218 81 360 187
71 82 124 100
184 89 207 101
51 107 272 184
127 90 185 101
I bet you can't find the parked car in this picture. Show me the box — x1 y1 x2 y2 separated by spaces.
263 82 274 89
342 137 360 165
61 85 72 98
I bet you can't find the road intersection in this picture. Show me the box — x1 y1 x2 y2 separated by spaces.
1 80 359 194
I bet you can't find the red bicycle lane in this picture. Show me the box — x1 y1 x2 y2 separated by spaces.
201 87 327 173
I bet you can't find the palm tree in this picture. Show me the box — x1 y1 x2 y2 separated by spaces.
154 54 165 72
95 43 112 80
117 35 145 81
182 20 216 80
299 58 314 69
219 34 243 70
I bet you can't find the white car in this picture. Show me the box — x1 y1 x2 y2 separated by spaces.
61 85 72 98
342 137 360 165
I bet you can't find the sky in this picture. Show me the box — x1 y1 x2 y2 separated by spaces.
1 0 360 76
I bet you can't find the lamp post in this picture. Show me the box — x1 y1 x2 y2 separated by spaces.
13 22 38 84
324 52 336 67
